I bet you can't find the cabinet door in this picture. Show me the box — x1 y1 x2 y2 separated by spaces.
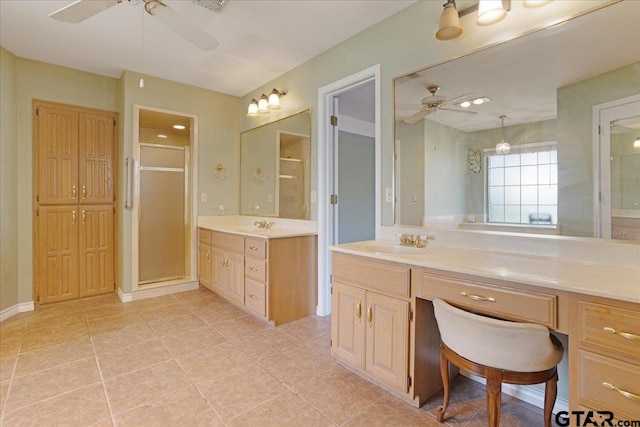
78 112 115 204
226 252 245 305
36 106 79 205
366 291 409 393
198 244 212 289
331 281 366 370
211 249 227 295
37 205 79 304
78 205 114 297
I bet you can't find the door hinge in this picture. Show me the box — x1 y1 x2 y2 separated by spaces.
330 115 338 126
36 208 39 217
113 118 116 127
36 195 39 202
36 108 39 117
113 206 116 214
37 294 40 302
408 376 412 388
113 283 116 290
598 125 601 135
330 339 332 347
330 194 338 205
409 308 413 322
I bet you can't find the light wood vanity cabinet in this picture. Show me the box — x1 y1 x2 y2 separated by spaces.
331 253 411 395
198 228 317 326
571 297 640 420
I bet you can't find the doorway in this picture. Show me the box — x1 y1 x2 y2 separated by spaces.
317 65 381 316
594 95 640 240
132 106 198 292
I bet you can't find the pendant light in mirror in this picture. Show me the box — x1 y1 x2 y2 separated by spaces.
634 136 640 149
495 115 511 155
436 0 463 41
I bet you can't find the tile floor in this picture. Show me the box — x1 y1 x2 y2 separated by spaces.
0 287 558 426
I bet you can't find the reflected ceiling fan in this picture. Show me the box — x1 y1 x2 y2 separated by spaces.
49 0 220 51
402 85 477 124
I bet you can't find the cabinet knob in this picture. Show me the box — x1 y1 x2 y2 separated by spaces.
81 210 86 224
249 294 258 300
72 185 77 199
82 185 87 199
249 267 258 272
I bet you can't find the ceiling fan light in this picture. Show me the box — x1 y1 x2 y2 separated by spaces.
472 98 484 105
477 0 507 26
247 99 259 117
496 141 510 155
460 101 471 108
258 94 270 114
436 2 463 41
633 136 640 149
268 89 282 109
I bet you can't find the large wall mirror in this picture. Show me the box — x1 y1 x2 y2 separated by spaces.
240 109 311 219
393 2 639 239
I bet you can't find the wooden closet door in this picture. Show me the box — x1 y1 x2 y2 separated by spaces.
36 106 79 205
37 205 79 304
79 205 114 297
78 112 115 204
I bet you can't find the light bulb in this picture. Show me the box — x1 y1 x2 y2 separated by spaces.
477 0 507 26
258 94 270 114
247 99 259 117
634 136 640 149
268 89 281 109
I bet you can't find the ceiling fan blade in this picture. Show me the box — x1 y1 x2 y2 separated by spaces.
147 2 219 51
445 93 475 105
49 0 119 23
439 106 478 114
403 109 431 124
396 103 423 110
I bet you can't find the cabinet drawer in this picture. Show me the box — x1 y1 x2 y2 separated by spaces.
579 302 640 359
420 273 557 329
198 228 212 245
245 257 266 282
332 253 411 298
245 278 266 317
245 238 267 259
211 231 244 253
578 350 640 420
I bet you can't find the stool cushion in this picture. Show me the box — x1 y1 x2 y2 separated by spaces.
433 299 563 372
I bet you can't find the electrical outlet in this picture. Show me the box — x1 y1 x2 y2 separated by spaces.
385 187 393 203
218 205 225 215
200 192 208 203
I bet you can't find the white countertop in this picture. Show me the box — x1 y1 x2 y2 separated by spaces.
198 216 317 239
330 240 640 304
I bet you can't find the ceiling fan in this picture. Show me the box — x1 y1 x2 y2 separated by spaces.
402 85 477 124
49 0 220 51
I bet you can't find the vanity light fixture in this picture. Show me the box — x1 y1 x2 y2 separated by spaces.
495 115 511 155
633 136 640 149
247 89 287 118
523 0 552 7
435 0 510 41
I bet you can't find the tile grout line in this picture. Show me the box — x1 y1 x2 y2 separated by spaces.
0 343 21 425
90 335 118 427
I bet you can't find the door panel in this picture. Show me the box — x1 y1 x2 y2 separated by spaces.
226 252 244 305
366 291 409 392
331 281 366 369
37 206 79 304
79 205 114 297
79 112 114 204
37 106 79 205
198 244 212 289
211 249 227 295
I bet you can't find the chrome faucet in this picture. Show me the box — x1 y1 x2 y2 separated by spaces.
254 220 274 229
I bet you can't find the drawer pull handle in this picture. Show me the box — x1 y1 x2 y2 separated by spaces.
602 382 640 401
367 302 373 327
460 292 496 303
356 300 362 323
249 267 258 271
249 294 258 299
249 246 258 251
603 327 640 341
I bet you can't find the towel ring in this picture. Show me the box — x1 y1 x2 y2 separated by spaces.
214 164 227 182
253 167 266 182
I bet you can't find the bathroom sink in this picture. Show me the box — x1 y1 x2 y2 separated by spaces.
350 241 427 255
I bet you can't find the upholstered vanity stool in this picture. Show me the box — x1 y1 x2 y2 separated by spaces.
432 299 564 427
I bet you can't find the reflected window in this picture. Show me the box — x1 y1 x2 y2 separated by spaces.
486 142 558 225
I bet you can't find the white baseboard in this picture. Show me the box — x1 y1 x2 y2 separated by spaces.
132 280 198 301
462 371 569 414
117 287 132 303
0 301 35 322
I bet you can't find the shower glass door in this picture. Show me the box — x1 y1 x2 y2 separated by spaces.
138 144 187 284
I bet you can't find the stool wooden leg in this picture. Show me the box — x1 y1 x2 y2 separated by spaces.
544 371 558 427
437 348 450 422
486 369 503 427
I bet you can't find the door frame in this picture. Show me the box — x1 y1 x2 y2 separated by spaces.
317 64 381 316
131 105 198 293
592 94 640 238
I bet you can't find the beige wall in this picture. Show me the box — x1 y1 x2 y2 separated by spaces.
1 47 18 311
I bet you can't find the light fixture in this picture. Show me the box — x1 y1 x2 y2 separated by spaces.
173 124 186 130
459 97 490 108
436 0 463 41
523 0 552 7
495 115 510 155
268 88 286 109
157 134 167 139
634 136 640 149
477 0 507 25
436 0 510 40
246 99 259 117
460 101 471 108
257 94 270 114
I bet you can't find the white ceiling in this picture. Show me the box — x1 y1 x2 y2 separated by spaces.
395 1 640 132
0 0 415 97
